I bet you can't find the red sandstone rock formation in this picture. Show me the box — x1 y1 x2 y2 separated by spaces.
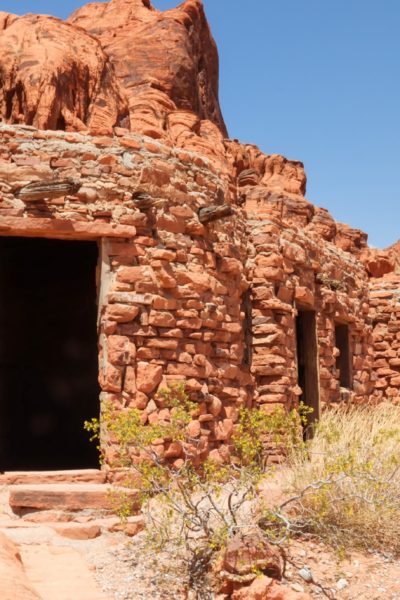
226 140 307 197
0 0 398 447
361 240 400 278
0 13 128 133
0 0 227 157
225 138 370 254
68 0 227 139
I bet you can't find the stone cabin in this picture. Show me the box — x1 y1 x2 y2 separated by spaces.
2 122 393 472
0 0 398 473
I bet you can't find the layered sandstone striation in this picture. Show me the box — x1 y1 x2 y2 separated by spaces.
68 0 227 137
0 13 128 133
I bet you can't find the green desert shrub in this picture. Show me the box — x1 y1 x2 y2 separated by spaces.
85 390 400 596
85 384 303 594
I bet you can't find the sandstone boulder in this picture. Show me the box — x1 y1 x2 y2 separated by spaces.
222 531 283 579
51 522 101 540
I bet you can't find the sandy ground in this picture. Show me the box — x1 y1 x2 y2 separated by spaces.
0 484 399 599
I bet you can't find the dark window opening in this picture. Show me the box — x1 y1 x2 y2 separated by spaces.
296 310 320 430
0 236 100 471
55 112 66 131
335 323 352 389
241 289 253 367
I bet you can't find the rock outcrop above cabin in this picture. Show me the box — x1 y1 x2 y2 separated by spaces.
224 139 369 255
0 0 227 158
68 0 227 139
0 13 128 133
361 240 400 278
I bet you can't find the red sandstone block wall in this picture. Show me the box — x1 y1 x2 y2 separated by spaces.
370 274 400 403
0 124 251 464
246 214 373 413
0 123 375 465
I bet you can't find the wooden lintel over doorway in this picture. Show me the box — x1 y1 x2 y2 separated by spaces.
0 216 136 240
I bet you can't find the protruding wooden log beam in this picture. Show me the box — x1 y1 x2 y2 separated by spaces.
198 204 233 224
16 179 80 202
131 190 164 210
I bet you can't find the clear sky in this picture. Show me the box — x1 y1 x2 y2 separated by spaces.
1 0 399 248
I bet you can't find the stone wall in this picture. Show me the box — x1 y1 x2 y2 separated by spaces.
228 139 373 412
0 122 375 465
370 274 400 403
0 123 250 465
246 210 373 414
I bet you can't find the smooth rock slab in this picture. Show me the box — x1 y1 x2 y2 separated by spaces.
51 522 101 540
0 469 107 485
20 543 109 600
9 484 138 513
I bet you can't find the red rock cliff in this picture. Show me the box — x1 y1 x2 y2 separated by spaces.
68 0 227 137
0 0 226 157
0 12 128 132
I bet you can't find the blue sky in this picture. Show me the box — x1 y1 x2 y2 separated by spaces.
1 0 399 248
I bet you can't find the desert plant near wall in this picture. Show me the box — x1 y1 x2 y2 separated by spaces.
85 383 305 597
267 402 400 557
84 391 400 598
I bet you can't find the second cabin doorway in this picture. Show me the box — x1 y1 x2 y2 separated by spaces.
335 323 352 389
296 309 320 430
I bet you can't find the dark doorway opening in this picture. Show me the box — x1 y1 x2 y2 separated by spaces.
296 310 320 429
335 324 352 389
0 236 100 471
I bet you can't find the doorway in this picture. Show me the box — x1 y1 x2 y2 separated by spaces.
0 236 100 471
296 310 320 427
335 323 352 389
